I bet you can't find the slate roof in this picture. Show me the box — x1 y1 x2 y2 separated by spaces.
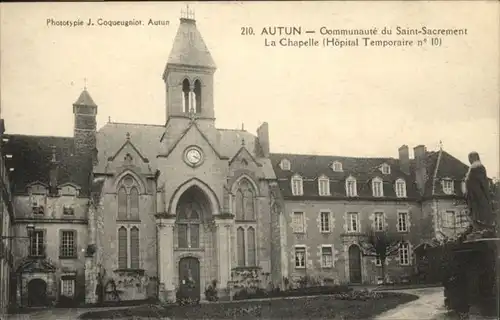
3 134 92 196
166 18 216 69
270 149 469 200
74 89 97 107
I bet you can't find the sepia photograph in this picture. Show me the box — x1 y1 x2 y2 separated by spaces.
0 1 498 319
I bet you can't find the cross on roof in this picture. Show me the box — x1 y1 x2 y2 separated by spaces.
181 4 195 20
126 132 130 140
84 77 87 90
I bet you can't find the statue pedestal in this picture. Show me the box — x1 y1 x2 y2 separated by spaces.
444 238 500 318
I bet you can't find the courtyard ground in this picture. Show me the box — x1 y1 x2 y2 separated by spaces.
375 287 446 319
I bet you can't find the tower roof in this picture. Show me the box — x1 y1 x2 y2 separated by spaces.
74 89 97 107
166 17 216 69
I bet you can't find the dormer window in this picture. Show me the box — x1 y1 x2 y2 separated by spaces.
345 176 357 197
318 175 330 196
331 161 343 172
395 178 407 198
291 174 303 196
5 154 12 159
280 159 291 171
381 163 391 175
442 179 454 195
372 177 384 197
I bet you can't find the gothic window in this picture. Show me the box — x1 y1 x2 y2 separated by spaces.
194 79 202 113
116 175 141 221
118 227 128 269
177 202 201 249
237 227 246 266
247 227 256 266
182 78 191 113
234 178 256 221
130 227 140 269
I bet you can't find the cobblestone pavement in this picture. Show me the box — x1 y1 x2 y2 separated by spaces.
375 287 447 320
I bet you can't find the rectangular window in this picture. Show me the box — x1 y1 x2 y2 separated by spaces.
347 212 358 232
398 212 408 232
292 212 305 233
29 230 44 257
444 210 456 229
320 211 330 232
399 243 410 265
374 212 384 231
61 279 75 297
321 246 333 268
60 231 76 258
294 246 306 268
318 179 330 196
292 178 303 196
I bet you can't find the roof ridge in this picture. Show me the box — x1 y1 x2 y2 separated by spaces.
270 152 396 160
107 121 165 127
218 128 248 132
4 133 74 139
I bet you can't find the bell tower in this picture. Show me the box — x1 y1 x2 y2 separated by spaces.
163 8 217 123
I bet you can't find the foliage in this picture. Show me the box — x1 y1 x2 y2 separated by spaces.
359 228 405 283
204 279 218 302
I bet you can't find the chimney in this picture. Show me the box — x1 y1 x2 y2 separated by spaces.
49 146 58 195
413 145 427 195
398 145 410 174
256 122 270 157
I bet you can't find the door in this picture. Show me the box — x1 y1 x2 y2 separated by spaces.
28 279 47 307
178 257 200 302
349 245 362 284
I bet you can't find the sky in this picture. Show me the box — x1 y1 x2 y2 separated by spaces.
1 1 499 178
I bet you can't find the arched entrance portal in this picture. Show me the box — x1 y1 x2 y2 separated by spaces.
349 245 362 284
175 185 214 301
27 279 47 307
178 257 201 302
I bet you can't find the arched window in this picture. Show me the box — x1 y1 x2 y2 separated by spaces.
237 227 246 267
234 178 256 221
118 187 127 220
130 227 140 269
118 227 128 269
182 79 191 113
194 80 202 113
177 202 201 249
116 175 141 221
247 227 256 266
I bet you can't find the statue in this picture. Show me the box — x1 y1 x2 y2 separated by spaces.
464 152 496 238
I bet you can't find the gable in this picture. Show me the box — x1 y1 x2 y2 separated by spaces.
58 183 80 196
229 146 262 170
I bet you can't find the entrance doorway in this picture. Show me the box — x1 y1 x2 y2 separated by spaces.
178 257 201 302
27 279 47 307
349 245 362 284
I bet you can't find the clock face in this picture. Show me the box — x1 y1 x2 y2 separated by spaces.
185 148 202 166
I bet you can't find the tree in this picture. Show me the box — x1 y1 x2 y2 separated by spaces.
359 228 404 284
